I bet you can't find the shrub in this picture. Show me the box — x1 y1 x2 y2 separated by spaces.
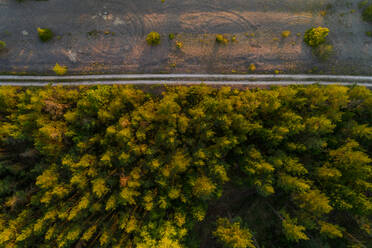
53 63 67 75
0 40 6 51
249 63 256 72
282 30 291 38
175 41 183 49
314 44 334 60
362 4 372 22
169 33 175 40
216 34 229 44
37 28 53 42
146 32 160 45
304 27 329 47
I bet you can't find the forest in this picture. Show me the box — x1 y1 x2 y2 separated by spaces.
0 85 371 248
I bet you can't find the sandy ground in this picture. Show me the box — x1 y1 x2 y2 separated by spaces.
0 0 371 75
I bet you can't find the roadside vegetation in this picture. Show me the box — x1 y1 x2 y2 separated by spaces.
53 63 67 75
0 85 370 248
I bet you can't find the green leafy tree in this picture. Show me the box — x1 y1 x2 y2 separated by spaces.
304 27 329 47
213 218 256 248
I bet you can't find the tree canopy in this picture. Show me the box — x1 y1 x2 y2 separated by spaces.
0 85 371 248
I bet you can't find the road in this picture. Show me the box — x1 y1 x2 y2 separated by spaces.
1 74 371 87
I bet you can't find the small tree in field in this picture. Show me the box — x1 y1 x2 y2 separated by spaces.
146 32 160 45
304 27 329 47
37 28 53 42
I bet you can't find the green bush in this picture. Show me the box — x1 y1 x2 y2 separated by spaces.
0 85 371 248
175 41 183 49
362 4 372 22
281 30 291 38
146 31 160 45
37 28 53 42
169 33 175 40
0 41 6 51
216 34 229 44
53 63 67 75
304 26 329 47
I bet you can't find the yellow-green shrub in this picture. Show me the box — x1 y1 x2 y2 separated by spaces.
146 32 160 45
304 27 329 47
